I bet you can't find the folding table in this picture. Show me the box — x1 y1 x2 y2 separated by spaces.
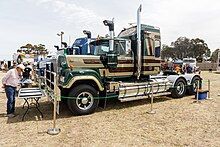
18 88 44 121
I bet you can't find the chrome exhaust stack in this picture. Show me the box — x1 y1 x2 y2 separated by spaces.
83 30 91 54
103 20 114 51
137 5 142 80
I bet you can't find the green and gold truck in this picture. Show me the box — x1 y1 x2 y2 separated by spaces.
45 5 201 115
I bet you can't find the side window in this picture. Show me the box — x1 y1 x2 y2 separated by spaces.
93 45 109 55
114 41 126 55
91 40 110 55
155 40 161 58
100 46 109 53
125 40 132 57
147 37 154 56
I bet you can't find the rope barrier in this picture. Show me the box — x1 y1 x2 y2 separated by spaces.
40 75 213 136
33 68 215 135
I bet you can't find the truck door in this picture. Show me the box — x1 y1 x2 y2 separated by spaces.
90 39 134 78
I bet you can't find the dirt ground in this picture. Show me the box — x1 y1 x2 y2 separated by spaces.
0 71 219 146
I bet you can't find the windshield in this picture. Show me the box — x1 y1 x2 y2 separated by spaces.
90 40 109 55
72 38 87 47
90 40 126 56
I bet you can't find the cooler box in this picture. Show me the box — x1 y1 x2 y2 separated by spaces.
195 90 208 100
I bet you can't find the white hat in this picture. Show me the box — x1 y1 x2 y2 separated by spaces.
16 64 25 71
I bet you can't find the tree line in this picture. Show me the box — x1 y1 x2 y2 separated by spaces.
17 43 48 55
161 37 219 62
18 40 219 63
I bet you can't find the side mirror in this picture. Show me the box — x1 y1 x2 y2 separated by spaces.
61 42 68 48
61 61 67 68
58 56 68 69
66 47 74 55
54 45 59 51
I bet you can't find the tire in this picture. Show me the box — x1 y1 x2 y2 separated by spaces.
188 76 201 95
67 84 99 115
171 78 187 98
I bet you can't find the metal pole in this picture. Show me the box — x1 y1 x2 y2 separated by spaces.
39 77 41 89
47 98 60 135
147 84 156 114
207 79 213 100
196 84 199 103
35 116 39 133
61 33 63 48
57 31 64 49
47 73 60 135
53 99 57 128
194 80 201 103
68 35 71 47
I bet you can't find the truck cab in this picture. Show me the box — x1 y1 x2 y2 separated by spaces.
183 58 197 69
72 37 95 55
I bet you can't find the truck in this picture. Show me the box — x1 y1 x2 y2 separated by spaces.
182 57 199 72
55 30 95 56
44 5 201 115
183 58 197 68
72 30 96 55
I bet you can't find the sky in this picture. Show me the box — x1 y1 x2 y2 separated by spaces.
0 0 220 60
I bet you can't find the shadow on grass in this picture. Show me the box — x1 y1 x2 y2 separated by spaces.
6 101 72 124
0 113 7 117
99 95 173 112
6 95 173 124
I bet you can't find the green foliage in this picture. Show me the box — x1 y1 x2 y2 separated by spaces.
161 45 175 59
161 37 211 60
210 49 220 62
18 43 48 55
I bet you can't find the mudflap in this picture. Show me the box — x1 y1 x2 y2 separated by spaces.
98 98 107 109
98 90 107 109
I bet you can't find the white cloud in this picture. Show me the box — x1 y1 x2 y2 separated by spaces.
26 0 110 45
29 0 104 27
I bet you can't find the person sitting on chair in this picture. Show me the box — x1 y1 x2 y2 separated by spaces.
21 62 33 87
23 62 32 80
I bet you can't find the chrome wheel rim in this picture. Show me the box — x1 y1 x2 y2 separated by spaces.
176 82 185 95
76 92 94 110
192 80 199 92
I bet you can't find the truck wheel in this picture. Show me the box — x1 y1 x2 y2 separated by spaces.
67 84 99 115
171 78 186 98
188 76 201 95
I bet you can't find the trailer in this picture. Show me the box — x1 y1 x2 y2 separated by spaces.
43 5 202 115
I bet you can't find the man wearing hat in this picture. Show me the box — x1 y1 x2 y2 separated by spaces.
2 64 25 118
